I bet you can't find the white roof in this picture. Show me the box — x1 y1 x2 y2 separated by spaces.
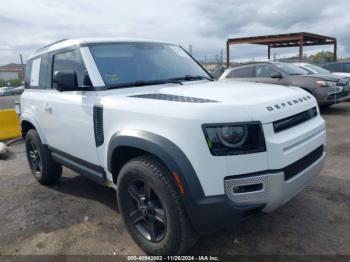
29 37 174 59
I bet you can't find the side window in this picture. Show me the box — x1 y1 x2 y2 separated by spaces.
30 57 41 87
38 53 51 89
52 49 86 88
255 65 278 78
227 66 254 78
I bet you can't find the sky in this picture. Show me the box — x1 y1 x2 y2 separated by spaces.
1 0 350 65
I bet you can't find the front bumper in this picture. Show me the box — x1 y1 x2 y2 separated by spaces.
187 145 325 234
317 86 350 105
224 148 325 212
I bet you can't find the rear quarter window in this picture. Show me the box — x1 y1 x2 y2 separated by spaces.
25 54 52 89
24 60 33 88
30 57 41 87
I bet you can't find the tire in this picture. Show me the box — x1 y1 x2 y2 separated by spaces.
117 154 198 255
25 129 62 185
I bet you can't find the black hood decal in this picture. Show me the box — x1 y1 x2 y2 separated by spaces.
129 93 218 103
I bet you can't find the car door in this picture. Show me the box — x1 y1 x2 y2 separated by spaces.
40 48 100 166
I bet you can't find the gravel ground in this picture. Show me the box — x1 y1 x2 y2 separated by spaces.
0 103 349 259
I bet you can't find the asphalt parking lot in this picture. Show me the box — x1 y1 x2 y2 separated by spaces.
0 102 349 257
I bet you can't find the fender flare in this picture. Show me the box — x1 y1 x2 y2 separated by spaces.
20 113 48 144
107 130 206 218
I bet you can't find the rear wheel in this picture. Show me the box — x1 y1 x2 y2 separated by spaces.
25 129 62 185
117 155 198 255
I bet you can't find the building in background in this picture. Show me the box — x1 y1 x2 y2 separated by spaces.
0 63 25 81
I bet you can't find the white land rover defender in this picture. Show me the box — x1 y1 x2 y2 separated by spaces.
20 38 326 255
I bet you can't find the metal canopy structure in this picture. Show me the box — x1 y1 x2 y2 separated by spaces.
226 32 337 67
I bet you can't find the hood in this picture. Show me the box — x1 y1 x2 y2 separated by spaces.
158 80 306 104
301 73 346 81
102 80 317 124
146 80 315 123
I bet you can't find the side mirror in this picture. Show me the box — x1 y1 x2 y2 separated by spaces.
53 70 78 92
270 72 282 79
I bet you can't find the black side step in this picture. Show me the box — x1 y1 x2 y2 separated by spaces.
50 147 107 186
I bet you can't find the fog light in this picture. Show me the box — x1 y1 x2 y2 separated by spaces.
232 186 240 193
232 184 263 194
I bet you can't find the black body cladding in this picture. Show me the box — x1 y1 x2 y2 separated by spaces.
283 145 324 180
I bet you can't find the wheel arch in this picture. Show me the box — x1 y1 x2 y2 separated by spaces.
20 114 47 144
107 129 205 202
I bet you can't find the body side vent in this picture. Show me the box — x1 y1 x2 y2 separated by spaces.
93 105 104 147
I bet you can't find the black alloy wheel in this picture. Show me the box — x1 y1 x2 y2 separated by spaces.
126 180 167 242
27 139 42 178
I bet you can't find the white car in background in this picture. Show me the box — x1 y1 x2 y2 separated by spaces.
294 62 350 78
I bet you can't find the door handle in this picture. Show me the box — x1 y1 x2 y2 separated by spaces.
44 104 53 113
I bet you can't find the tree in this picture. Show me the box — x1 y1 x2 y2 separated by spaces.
0 78 23 87
310 51 335 64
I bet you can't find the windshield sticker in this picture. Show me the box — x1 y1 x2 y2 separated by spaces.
105 74 119 82
169 46 188 57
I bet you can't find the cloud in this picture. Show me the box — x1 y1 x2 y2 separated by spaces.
0 0 349 64
194 0 350 60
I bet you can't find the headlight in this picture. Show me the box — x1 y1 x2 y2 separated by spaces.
202 122 266 156
316 80 337 87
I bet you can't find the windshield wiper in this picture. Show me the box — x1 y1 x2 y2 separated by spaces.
108 79 183 89
169 75 214 82
107 75 213 89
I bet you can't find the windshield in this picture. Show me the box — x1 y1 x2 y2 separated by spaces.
89 42 211 88
274 62 309 75
304 64 331 74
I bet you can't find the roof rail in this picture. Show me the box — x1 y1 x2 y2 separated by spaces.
35 39 68 52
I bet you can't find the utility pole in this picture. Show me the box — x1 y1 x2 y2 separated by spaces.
188 44 192 55
215 54 219 65
20 54 24 65
322 49 325 64
220 49 223 65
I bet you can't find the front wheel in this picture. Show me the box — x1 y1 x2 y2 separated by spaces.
25 129 62 185
117 155 198 255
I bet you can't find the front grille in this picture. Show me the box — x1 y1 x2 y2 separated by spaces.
328 91 350 100
283 145 324 181
273 107 317 133
337 78 350 86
